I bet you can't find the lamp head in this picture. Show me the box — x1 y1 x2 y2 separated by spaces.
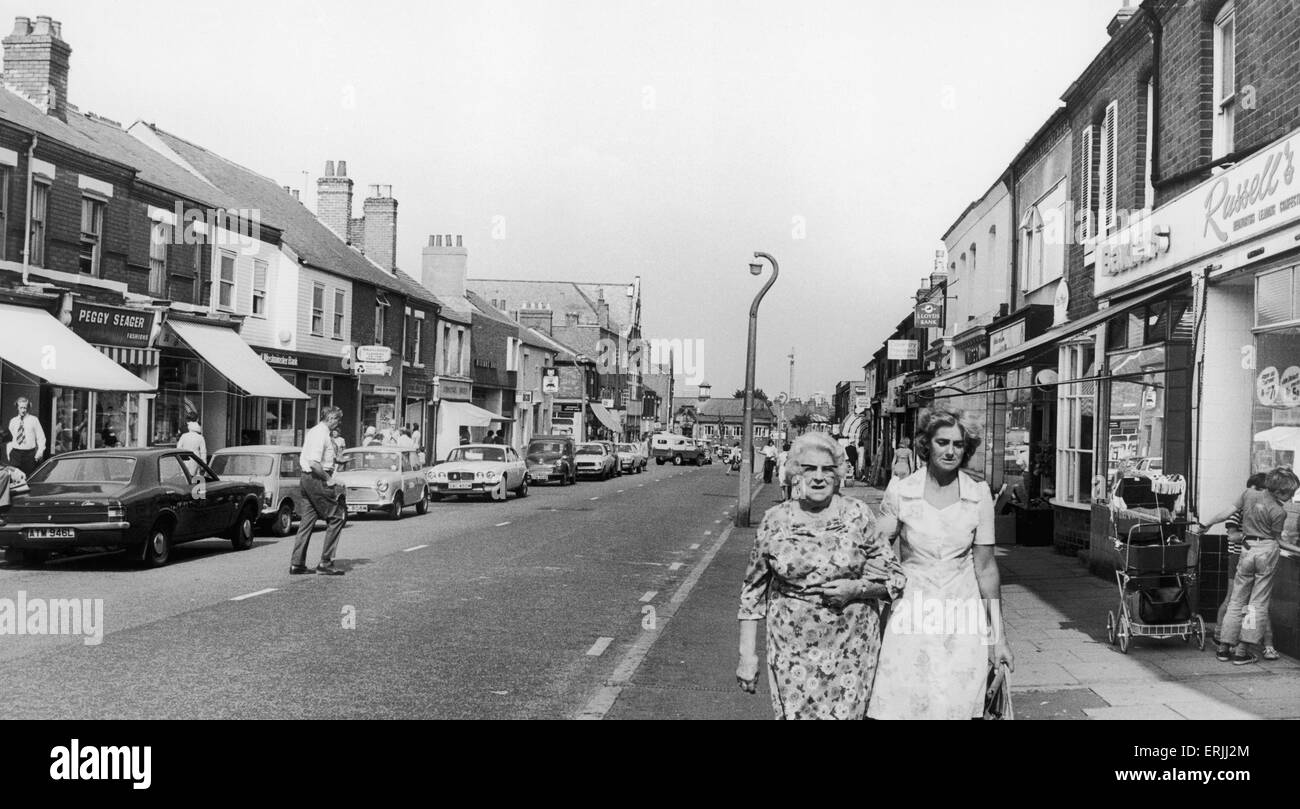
749 263 763 276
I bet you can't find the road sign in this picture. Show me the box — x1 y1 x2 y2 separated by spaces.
355 362 393 376
356 345 393 363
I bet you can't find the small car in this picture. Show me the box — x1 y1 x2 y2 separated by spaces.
615 443 646 474
0 448 263 567
524 435 577 486
209 445 306 537
335 448 429 519
426 444 529 500
575 442 617 479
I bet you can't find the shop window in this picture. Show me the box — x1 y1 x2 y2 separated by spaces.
154 357 203 445
1251 325 1300 471
1257 268 1294 326
1105 346 1167 485
1057 341 1097 505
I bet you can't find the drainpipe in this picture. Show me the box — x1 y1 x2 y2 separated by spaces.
1006 167 1018 313
1142 4 1163 190
21 134 38 285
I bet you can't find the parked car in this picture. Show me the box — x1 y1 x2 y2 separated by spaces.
334 447 429 519
650 433 704 466
575 442 617 479
525 435 577 486
426 444 529 500
209 445 307 537
615 442 646 473
0 448 263 567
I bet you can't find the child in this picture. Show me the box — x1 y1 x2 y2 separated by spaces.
1199 468 1300 665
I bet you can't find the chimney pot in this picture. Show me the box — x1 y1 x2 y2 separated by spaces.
284 186 291 194
51 20 61 38
429 235 436 247
337 160 347 177
33 15 52 35
456 235 462 247
292 190 300 201
324 160 335 177
11 17 31 37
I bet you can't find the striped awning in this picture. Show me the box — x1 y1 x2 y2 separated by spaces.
95 345 159 366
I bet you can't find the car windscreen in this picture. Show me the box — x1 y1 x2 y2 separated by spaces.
209 454 274 476
341 451 402 471
528 442 565 454
617 444 636 452
30 456 136 485
448 447 505 463
576 445 605 455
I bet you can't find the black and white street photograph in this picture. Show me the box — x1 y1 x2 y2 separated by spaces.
0 0 1294 781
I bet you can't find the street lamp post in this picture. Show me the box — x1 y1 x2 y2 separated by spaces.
737 252 779 527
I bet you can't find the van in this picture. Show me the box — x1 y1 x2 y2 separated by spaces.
650 433 704 466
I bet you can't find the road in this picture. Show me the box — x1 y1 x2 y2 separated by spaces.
0 459 744 719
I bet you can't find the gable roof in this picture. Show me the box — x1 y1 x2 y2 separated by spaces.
465 279 635 335
465 290 521 329
696 397 775 421
133 123 438 307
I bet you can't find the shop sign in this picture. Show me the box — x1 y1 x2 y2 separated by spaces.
915 300 944 329
372 385 398 397
519 391 535 404
406 379 429 397
989 321 1025 357
542 368 560 394
357 345 392 363
260 352 299 367
887 340 919 361
355 362 392 376
554 402 582 415
69 302 154 348
1094 127 1300 297
433 377 473 401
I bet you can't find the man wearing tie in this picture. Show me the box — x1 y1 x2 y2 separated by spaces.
7 398 45 476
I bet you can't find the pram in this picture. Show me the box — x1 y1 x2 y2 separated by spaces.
1104 475 1205 653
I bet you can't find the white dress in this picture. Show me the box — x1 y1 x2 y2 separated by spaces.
867 469 996 720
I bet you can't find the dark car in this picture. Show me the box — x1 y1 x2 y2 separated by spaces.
0 448 264 568
525 435 576 485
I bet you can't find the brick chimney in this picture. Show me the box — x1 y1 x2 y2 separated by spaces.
697 382 712 402
316 159 353 241
518 308 554 336
2 16 72 119
421 233 468 301
363 185 397 273
596 286 610 329
1107 1 1137 36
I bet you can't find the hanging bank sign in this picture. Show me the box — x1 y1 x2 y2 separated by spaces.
1093 127 1300 298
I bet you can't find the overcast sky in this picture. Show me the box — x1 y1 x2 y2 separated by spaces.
31 0 1126 401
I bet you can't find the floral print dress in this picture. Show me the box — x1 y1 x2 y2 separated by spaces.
739 495 907 720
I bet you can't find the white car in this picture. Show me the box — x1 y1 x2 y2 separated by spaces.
334 448 429 519
615 443 646 473
426 444 529 501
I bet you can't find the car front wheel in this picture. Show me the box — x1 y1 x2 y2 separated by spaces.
229 506 256 551
517 476 529 498
387 493 404 520
672 455 683 466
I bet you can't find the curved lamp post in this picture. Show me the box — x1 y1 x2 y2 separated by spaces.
737 252 779 527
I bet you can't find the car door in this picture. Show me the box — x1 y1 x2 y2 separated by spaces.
178 452 232 536
402 451 422 501
157 454 199 540
505 448 524 487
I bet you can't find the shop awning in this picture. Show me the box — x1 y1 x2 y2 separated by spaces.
0 303 153 392
166 320 307 400
914 279 1185 394
589 403 622 433
440 400 511 427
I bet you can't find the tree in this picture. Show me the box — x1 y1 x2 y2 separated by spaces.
733 388 769 402
788 413 811 434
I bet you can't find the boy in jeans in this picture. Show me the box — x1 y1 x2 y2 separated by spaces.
1202 474 1274 659
1198 468 1300 665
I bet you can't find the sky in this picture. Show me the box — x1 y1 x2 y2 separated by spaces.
24 0 1126 401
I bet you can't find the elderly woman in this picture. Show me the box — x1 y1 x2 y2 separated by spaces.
867 407 1013 720
737 432 906 719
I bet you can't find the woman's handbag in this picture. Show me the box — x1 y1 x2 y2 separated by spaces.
983 663 1014 720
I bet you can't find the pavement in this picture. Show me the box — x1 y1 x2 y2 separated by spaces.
605 482 1300 720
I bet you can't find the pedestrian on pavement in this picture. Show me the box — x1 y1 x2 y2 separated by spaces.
291 406 346 576
176 420 206 458
868 407 1014 720
726 442 741 475
845 441 859 481
6 397 46 476
1199 473 1275 658
410 424 422 448
761 438 778 483
363 426 381 446
330 429 348 468
776 442 791 501
1199 468 1300 665
737 432 906 719
891 436 915 480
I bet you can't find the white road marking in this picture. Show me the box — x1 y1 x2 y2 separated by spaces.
495 521 511 527
714 520 721 524
690 543 701 550
639 591 657 603
403 544 429 552
586 637 615 657
617 490 625 493
637 484 644 487
704 531 712 536
231 588 277 602
576 483 765 720
668 562 683 571
590 496 600 501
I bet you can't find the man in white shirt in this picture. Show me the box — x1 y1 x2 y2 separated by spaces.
291 406 346 576
761 438 778 483
7 397 46 476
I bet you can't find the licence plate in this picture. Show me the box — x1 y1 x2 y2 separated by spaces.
534 473 550 480
27 527 75 540
346 505 367 514
449 482 473 490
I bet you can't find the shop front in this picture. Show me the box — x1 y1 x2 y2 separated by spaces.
157 317 308 452
550 401 585 440
0 300 156 459
403 376 432 459
253 348 357 447
589 402 622 441
63 299 161 452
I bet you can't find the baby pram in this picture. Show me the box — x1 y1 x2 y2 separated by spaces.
1105 475 1205 653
